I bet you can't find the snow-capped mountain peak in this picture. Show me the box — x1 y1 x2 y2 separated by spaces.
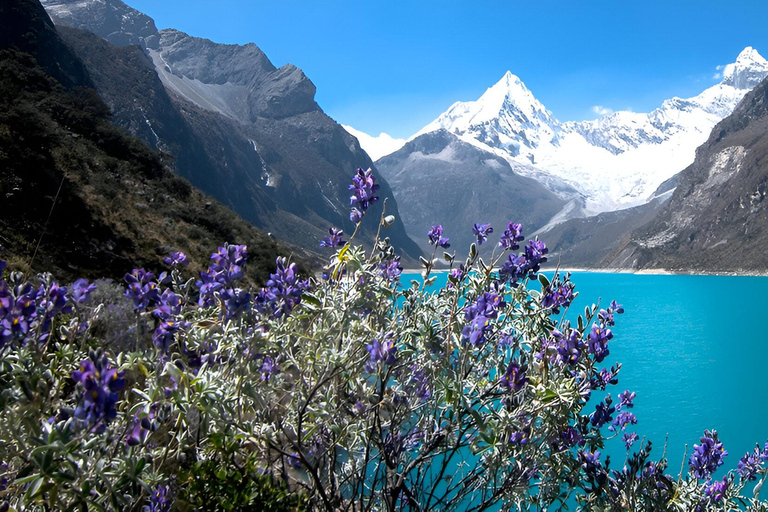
417 70 559 160
721 46 768 89
415 46 768 216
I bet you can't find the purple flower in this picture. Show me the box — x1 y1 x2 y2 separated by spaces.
152 289 183 320
163 251 189 267
320 227 346 248
499 359 528 392
72 352 125 433
499 222 524 250
737 445 765 481
379 257 403 282
350 207 363 223
465 291 506 321
255 257 310 320
195 268 223 307
590 395 615 428
689 430 728 480
448 265 466 288
462 315 491 346
427 225 450 248
598 300 625 327
617 390 635 410
580 450 603 475
608 411 637 432
125 269 160 311
524 239 548 273
152 319 186 355
622 432 639 450
144 483 172 512
591 365 620 390
384 429 422 462
499 253 529 288
551 327 584 366
220 287 251 320
210 245 247 283
348 168 379 212
472 223 493 245
541 274 576 315
260 355 279 382
704 476 729 504
403 365 432 401
127 406 157 447
587 323 612 363
35 282 72 337
557 427 583 450
71 279 97 304
365 333 398 372
196 245 249 308
509 426 531 445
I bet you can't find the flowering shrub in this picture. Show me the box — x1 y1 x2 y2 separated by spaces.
0 169 767 511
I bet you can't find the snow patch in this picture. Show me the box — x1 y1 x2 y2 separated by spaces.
341 125 406 161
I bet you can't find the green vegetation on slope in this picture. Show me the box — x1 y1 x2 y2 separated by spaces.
0 24 299 282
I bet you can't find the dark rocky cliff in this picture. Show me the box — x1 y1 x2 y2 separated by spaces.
0 0 304 282
41 0 422 261
604 75 768 272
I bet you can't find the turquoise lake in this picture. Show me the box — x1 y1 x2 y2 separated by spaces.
403 271 768 478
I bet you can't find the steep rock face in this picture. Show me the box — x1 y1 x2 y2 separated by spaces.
376 130 566 253
42 0 422 261
603 75 768 272
1 0 92 88
149 29 318 121
538 199 666 268
56 27 278 228
0 0 302 282
41 0 158 47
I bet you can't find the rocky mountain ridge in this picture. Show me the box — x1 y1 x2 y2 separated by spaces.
40 0 423 261
604 73 768 272
0 0 301 282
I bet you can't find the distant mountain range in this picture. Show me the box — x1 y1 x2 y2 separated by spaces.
40 0 423 262
353 47 768 268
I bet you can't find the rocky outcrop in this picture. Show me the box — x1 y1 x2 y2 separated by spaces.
603 75 768 272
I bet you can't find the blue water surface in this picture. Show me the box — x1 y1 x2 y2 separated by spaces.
403 271 768 478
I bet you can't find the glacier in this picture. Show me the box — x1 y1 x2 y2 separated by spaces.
411 47 768 216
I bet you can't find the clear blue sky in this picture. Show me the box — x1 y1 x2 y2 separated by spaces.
124 0 768 139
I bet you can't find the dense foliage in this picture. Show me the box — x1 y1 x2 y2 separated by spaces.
0 169 767 511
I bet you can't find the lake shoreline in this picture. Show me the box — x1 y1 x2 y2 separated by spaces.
400 267 768 277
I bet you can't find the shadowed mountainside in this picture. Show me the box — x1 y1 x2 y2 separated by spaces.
0 0 309 282
41 0 422 262
376 130 566 253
